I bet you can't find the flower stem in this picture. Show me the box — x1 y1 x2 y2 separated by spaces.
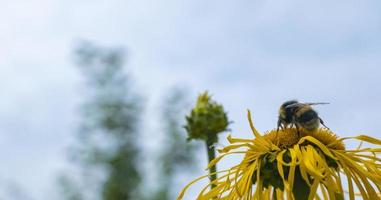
206 139 217 189
292 169 310 200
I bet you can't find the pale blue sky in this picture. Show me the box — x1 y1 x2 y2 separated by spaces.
1 0 381 199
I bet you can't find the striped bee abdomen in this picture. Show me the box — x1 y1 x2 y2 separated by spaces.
296 109 320 131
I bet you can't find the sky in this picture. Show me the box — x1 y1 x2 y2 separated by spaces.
1 0 381 199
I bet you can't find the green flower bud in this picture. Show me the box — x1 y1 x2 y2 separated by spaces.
184 91 229 143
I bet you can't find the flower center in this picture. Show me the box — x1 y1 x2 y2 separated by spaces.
263 128 345 150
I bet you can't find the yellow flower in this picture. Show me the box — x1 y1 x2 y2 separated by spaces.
178 110 381 200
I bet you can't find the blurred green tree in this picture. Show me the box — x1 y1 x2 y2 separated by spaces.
57 175 83 200
61 41 142 200
153 88 197 200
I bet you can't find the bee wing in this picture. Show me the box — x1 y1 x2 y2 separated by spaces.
284 103 303 108
285 102 329 109
305 102 330 106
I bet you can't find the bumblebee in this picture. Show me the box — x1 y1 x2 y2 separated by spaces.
277 100 329 136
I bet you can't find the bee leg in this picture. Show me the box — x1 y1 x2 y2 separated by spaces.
295 123 301 138
276 121 281 133
276 119 282 145
319 117 330 130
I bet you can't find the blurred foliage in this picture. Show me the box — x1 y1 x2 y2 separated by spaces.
57 175 83 200
61 41 142 200
153 88 197 200
58 41 202 200
184 91 230 143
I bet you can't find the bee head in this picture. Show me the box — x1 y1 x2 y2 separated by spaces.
278 100 298 122
281 100 299 108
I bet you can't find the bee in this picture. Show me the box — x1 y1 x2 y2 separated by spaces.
277 100 329 136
